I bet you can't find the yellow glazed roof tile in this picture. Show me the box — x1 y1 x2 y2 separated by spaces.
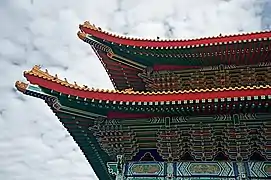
18 65 271 95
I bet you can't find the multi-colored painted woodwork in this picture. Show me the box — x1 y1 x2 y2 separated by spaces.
126 162 165 176
140 63 271 91
177 162 234 177
89 114 271 162
247 162 271 178
19 66 271 117
107 160 271 179
78 21 271 91
108 161 271 179
15 21 271 180
15 78 271 179
15 67 271 179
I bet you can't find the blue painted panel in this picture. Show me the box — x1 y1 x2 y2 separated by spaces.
176 162 235 177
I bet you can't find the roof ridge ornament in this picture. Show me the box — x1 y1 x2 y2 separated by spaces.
24 65 52 79
82 21 99 31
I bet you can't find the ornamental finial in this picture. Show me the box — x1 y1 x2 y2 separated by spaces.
82 21 98 30
15 81 28 93
77 31 87 40
32 65 41 70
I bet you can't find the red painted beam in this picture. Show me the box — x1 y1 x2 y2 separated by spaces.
81 26 271 48
25 74 271 103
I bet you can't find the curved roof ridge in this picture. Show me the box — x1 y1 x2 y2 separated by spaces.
20 65 271 95
79 21 271 48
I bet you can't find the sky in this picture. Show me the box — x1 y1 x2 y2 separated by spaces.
0 0 270 180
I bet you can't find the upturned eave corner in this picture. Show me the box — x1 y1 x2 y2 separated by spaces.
77 31 87 40
15 81 29 93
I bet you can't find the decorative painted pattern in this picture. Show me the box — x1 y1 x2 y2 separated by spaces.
132 164 161 174
126 177 235 180
248 162 271 177
189 163 221 175
126 162 165 177
14 81 271 162
107 162 118 176
108 161 241 179
174 178 235 180
20 65 271 97
177 162 235 177
126 178 164 180
141 64 271 92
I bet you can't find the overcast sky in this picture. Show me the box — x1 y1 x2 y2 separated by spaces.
0 0 270 180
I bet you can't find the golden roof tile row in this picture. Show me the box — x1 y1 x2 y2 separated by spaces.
19 65 271 95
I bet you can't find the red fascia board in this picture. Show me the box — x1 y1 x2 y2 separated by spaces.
25 74 271 102
81 27 271 48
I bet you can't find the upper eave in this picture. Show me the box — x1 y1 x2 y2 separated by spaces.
16 65 271 103
79 21 271 49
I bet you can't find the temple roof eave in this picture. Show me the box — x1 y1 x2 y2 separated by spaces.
79 21 271 49
15 66 271 105
14 80 114 180
14 80 271 117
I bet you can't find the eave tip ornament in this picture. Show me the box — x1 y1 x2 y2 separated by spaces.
80 21 99 31
77 31 87 40
15 81 28 93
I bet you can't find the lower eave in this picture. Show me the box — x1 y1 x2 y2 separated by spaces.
18 85 114 180
24 73 271 103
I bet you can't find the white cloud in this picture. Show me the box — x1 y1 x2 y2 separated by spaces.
0 0 270 179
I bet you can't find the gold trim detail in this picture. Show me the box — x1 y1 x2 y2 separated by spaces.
77 31 87 40
22 66 271 95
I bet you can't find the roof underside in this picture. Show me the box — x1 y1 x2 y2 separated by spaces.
15 76 271 165
92 48 146 90
15 65 271 178
90 34 271 67
78 22 271 91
